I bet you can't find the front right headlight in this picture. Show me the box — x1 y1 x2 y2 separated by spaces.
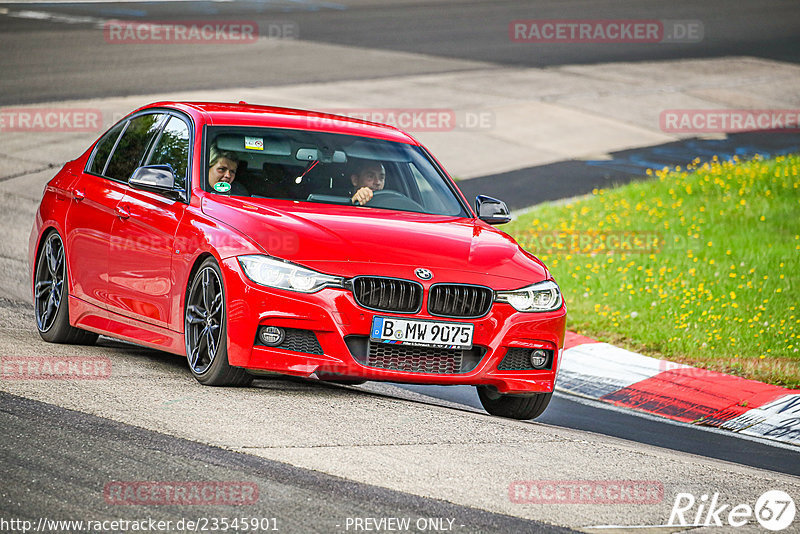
237 255 344 293
495 280 562 312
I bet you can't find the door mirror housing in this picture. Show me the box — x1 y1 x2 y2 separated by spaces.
475 195 511 225
129 165 185 200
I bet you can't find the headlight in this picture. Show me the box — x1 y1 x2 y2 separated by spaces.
495 280 562 312
237 255 344 293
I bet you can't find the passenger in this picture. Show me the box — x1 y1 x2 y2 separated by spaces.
208 145 249 196
350 160 385 205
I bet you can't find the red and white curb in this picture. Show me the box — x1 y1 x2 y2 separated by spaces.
558 332 800 446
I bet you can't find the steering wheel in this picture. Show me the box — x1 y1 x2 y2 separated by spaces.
366 190 425 212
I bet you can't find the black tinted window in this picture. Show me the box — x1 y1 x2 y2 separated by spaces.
89 122 125 176
105 114 166 181
147 116 190 189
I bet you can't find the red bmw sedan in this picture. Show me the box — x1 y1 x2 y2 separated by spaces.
29 102 566 420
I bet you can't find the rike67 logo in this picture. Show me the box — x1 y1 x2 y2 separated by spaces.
669 490 796 531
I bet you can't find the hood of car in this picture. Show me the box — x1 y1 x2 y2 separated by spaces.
202 196 548 288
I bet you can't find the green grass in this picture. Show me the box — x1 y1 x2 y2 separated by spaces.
505 154 800 388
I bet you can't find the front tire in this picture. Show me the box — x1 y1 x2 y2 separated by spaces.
34 231 98 345
185 258 251 386
477 386 552 420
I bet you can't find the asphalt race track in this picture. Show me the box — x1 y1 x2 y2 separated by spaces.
393 383 800 477
1 0 800 105
1 391 572 534
1 1 799 532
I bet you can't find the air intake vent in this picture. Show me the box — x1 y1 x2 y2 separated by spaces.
256 328 323 355
369 343 462 374
344 336 486 375
428 284 493 318
278 328 323 355
498 348 536 370
351 277 422 313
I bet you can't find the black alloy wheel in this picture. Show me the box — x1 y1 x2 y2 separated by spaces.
185 258 251 386
34 231 98 344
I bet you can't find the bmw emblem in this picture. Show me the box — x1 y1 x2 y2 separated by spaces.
414 268 433 280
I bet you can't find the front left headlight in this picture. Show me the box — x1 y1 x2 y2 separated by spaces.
495 280 562 312
237 255 344 293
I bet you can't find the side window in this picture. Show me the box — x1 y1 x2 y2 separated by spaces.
147 116 190 189
88 122 125 176
105 113 166 182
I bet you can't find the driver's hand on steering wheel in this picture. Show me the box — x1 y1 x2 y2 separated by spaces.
352 186 374 205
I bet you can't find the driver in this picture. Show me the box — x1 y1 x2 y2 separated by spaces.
350 160 385 205
208 145 249 196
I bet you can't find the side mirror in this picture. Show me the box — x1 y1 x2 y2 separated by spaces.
130 165 176 190
476 195 511 225
129 165 183 199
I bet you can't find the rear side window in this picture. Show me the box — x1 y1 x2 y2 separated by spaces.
105 113 166 181
89 122 125 176
147 116 190 189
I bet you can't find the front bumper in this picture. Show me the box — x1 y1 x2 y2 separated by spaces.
220 258 567 394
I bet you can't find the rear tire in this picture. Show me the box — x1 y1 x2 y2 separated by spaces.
185 258 251 386
34 231 98 345
477 386 552 420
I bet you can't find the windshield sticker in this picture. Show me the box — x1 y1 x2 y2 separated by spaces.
214 182 231 193
244 136 264 150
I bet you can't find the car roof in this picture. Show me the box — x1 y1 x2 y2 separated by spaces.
140 101 420 145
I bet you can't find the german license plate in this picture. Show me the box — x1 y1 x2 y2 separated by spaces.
370 317 473 349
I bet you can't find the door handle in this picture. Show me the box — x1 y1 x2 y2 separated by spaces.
72 189 85 201
115 205 130 219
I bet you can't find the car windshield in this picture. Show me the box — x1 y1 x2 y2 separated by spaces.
205 126 468 217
